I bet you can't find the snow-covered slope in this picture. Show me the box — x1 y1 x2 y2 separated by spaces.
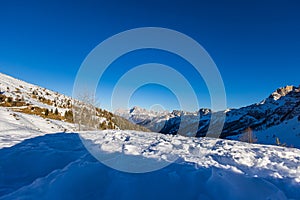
0 72 72 114
0 107 75 148
0 72 148 132
116 86 300 148
0 127 299 199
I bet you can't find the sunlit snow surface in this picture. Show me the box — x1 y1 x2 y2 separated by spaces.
0 108 300 199
0 107 76 148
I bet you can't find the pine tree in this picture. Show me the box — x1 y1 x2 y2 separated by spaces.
7 97 13 103
64 110 73 122
45 109 49 116
100 122 107 130
55 108 59 115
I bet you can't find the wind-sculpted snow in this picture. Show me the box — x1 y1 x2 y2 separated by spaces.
81 130 300 180
0 130 299 199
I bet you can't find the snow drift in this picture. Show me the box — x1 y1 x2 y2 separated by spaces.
0 130 299 199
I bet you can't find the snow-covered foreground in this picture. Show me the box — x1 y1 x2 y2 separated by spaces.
0 131 299 199
0 107 300 199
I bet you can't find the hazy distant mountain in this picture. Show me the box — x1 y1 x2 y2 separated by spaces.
115 106 169 125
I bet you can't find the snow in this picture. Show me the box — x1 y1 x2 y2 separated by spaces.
0 108 299 199
228 116 300 148
0 107 75 148
115 106 170 126
0 73 299 199
0 72 71 115
116 86 300 148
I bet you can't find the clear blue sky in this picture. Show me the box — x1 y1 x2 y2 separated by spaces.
0 0 299 111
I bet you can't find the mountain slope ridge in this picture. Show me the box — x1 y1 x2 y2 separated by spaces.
116 85 300 147
0 72 148 132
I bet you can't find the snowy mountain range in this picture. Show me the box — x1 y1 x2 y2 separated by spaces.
115 85 300 148
0 72 299 199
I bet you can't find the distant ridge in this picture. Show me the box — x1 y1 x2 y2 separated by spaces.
116 85 300 147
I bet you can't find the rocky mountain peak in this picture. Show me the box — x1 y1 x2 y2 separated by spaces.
129 106 146 114
269 85 298 100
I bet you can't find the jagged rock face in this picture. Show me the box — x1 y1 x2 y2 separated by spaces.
130 106 146 114
116 85 300 139
199 108 211 116
115 106 170 125
208 86 299 138
269 85 296 100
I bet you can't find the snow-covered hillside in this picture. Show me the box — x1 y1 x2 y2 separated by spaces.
0 72 148 132
0 72 72 114
116 86 300 148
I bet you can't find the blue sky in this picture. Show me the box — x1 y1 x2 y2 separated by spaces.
0 0 299 111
